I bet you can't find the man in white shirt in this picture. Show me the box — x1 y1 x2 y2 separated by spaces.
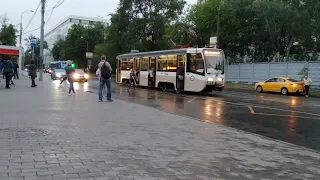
303 76 312 97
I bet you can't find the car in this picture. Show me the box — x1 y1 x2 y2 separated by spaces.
51 69 66 80
73 69 89 82
255 77 304 95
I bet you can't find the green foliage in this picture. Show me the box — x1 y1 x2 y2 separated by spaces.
51 0 320 69
0 16 18 46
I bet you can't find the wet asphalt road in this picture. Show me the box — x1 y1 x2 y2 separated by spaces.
62 78 320 151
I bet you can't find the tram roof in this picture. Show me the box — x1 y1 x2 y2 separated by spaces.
116 48 222 59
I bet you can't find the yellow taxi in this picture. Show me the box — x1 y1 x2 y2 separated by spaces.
255 77 304 95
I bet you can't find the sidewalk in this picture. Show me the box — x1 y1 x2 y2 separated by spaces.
0 78 320 180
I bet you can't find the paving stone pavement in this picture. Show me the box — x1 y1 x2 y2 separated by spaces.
0 77 320 180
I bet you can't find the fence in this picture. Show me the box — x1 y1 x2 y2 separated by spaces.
225 61 320 87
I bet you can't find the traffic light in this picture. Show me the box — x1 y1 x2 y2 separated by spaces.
71 63 75 68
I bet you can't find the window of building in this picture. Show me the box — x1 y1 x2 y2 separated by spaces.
79 19 82 24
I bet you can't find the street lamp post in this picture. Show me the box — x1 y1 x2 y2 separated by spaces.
19 10 34 76
20 10 34 46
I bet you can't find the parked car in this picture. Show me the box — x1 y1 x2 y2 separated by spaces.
255 77 304 95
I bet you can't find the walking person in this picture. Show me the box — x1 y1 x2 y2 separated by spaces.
1 55 14 89
303 76 312 97
28 60 37 87
98 55 113 102
13 61 19 79
65 60 75 95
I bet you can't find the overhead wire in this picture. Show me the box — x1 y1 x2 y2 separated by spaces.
23 1 41 31
22 0 66 35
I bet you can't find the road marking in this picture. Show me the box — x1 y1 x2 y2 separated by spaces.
248 106 255 114
188 97 196 103
119 86 320 117
253 112 320 120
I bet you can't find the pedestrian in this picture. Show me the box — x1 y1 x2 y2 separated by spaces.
28 60 37 87
96 67 107 97
1 55 14 89
127 69 137 90
60 76 67 84
303 76 312 97
13 61 19 79
98 55 113 102
65 60 75 95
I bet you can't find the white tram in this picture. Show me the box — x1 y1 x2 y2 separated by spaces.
116 48 225 93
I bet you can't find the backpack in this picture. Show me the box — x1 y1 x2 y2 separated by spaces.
101 62 111 79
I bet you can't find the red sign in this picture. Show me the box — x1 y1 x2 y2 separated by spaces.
0 45 20 56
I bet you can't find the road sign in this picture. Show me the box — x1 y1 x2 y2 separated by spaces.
210 37 217 46
30 38 37 47
86 52 93 58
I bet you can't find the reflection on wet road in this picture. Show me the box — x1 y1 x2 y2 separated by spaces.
78 79 320 151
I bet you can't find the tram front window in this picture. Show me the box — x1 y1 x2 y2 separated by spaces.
203 49 224 75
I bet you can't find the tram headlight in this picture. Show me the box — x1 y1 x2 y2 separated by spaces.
207 77 213 82
218 77 223 81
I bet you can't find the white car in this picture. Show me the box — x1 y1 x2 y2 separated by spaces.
51 69 66 80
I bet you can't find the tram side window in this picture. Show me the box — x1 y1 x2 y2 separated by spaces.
150 57 156 69
186 53 205 76
167 55 177 72
157 55 177 72
178 55 185 67
121 61 132 70
157 55 167 71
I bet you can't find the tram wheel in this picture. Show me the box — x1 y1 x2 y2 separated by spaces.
161 84 167 91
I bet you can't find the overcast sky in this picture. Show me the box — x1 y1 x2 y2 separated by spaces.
0 0 196 47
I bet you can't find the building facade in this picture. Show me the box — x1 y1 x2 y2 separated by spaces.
44 15 109 64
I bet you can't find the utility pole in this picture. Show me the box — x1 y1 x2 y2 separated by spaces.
39 0 45 81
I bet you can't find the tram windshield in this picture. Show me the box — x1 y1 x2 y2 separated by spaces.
203 49 224 75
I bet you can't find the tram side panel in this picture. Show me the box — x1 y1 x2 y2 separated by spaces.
184 72 207 92
156 71 176 89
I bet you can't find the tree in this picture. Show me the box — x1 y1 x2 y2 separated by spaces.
24 34 48 67
51 39 66 60
0 16 17 46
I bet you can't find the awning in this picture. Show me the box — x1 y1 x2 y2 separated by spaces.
0 45 20 56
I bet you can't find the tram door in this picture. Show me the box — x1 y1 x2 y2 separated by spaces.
149 57 156 87
139 57 149 86
133 58 140 85
176 55 185 91
116 59 121 83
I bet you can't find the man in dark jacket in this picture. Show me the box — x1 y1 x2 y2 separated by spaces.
1 55 14 89
13 61 19 79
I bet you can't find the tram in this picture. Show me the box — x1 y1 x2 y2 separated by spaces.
116 48 225 93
